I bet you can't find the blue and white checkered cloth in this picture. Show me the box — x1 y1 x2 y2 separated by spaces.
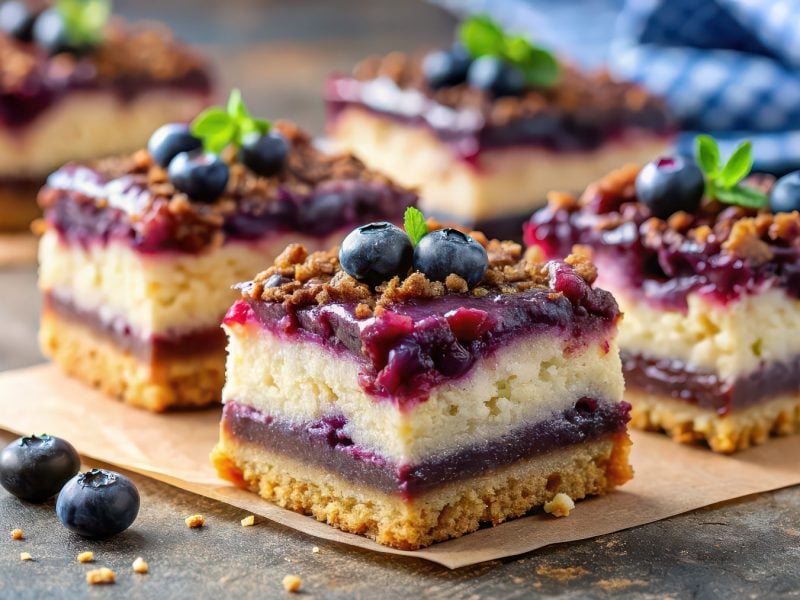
610 0 800 173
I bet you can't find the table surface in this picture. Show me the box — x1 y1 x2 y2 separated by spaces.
1 1 799 598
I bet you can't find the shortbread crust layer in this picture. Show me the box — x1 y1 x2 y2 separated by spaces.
212 429 632 549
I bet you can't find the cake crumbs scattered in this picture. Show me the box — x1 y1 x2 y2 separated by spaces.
535 564 589 581
544 493 575 518
240 515 255 527
185 514 205 529
20 552 32 561
86 567 116 585
132 557 149 574
77 551 94 563
282 574 302 593
311 546 320 554
10 529 23 540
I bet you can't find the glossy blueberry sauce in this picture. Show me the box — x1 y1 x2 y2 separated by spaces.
223 398 630 498
524 202 800 311
325 76 673 163
43 165 415 253
224 261 619 407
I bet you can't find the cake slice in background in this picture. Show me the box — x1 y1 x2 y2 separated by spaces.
37 91 417 411
525 137 800 452
0 0 213 232
213 214 632 549
326 15 673 241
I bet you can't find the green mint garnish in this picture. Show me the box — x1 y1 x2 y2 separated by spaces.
56 0 111 47
191 89 271 154
458 15 559 88
694 135 768 209
403 207 428 247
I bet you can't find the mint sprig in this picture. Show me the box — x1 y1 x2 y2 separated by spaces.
458 15 559 88
191 89 271 154
695 135 768 209
403 207 428 246
56 0 112 47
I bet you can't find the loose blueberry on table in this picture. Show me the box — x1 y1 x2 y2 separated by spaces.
56 468 140 539
0 434 80 503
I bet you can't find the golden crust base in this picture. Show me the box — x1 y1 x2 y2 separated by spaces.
212 429 632 550
39 310 224 412
627 389 800 453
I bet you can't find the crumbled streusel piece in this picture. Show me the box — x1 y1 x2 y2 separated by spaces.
241 515 255 527
132 557 149 574
20 552 32 561
86 567 116 585
77 551 94 563
282 574 302 593
544 493 575 518
10 528 23 541
185 514 205 529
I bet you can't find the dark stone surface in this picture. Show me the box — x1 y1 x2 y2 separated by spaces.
0 0 798 597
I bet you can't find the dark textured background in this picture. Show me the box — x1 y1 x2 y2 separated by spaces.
0 1 798 598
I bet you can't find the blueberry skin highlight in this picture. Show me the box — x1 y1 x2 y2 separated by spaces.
467 56 526 97
0 434 80 503
423 47 472 89
56 469 140 539
0 1 39 42
635 155 705 219
168 151 230 203
413 228 488 287
769 171 800 213
148 123 202 168
339 222 413 287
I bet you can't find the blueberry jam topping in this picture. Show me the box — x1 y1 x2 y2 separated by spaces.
56 468 140 539
0 1 38 42
167 151 230 203
0 434 80 503
413 228 488 287
339 222 413 287
422 46 472 89
635 155 705 219
769 170 800 213
148 123 202 168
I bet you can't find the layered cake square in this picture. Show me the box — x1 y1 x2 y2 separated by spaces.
0 1 212 231
326 16 673 240
37 112 416 411
212 220 632 549
525 146 800 452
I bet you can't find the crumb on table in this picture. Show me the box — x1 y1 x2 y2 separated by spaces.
77 551 94 563
86 567 116 585
132 557 149 574
282 574 302 593
312 546 320 554
544 493 575 518
10 528 23 541
240 515 255 527
185 514 205 529
20 551 32 561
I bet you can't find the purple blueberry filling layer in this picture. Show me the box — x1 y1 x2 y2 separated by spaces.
525 204 800 310
43 293 225 362
224 264 618 406
622 352 800 415
325 76 672 161
43 165 414 253
223 398 630 498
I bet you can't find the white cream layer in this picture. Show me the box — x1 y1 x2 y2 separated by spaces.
610 285 800 379
0 89 208 178
330 107 671 222
222 321 624 464
38 230 342 337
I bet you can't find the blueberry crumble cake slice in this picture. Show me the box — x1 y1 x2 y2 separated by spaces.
0 0 213 231
525 137 800 452
326 16 673 240
37 92 416 411
212 213 632 549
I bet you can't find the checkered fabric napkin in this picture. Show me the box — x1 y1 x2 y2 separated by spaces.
610 0 800 172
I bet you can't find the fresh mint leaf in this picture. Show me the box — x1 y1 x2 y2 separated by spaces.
718 141 753 189
713 184 768 209
56 0 111 46
191 90 271 154
403 206 428 246
459 15 505 58
520 47 559 87
695 134 720 176
226 88 248 120
191 108 233 137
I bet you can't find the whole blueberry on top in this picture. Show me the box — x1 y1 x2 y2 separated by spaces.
769 170 800 213
56 469 140 539
168 151 229 203
635 155 705 219
467 55 526 97
339 222 413 287
423 46 472 89
413 228 488 287
239 131 289 177
148 123 202 168
32 7 82 54
0 434 80 503
0 1 39 42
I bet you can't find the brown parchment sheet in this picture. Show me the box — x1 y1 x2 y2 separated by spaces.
0 364 797 569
